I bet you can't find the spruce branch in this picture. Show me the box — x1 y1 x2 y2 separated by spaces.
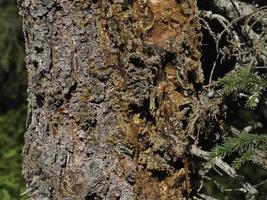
191 145 259 196
218 68 267 109
232 149 254 169
210 132 267 169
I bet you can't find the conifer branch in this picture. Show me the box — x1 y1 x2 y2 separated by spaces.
218 68 267 109
209 132 267 169
191 145 259 196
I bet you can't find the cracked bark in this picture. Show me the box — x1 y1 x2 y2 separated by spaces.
19 0 217 199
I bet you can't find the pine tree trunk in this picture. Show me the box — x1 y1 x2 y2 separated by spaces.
20 0 204 199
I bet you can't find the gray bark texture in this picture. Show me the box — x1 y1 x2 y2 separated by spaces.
19 0 219 199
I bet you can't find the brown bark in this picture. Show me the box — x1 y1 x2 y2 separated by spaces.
19 0 207 199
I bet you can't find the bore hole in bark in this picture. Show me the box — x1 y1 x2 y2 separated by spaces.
182 119 188 130
128 99 156 124
175 85 183 93
92 0 98 4
85 193 97 200
129 57 145 69
35 47 44 54
168 159 184 170
161 52 176 68
36 95 44 108
65 82 77 100
150 169 168 181
33 61 38 68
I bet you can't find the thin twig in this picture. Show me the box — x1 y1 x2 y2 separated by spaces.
190 145 259 196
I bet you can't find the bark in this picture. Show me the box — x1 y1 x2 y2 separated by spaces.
19 0 212 199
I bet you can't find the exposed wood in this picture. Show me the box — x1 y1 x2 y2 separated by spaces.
19 0 216 199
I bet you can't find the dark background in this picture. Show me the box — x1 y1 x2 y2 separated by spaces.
0 0 26 199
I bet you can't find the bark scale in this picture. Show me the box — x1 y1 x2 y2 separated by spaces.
20 0 206 199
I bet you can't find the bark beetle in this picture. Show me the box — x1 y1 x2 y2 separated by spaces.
19 0 208 199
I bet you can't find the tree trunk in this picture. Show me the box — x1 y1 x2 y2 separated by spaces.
19 0 205 199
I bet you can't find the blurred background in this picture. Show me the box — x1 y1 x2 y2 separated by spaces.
0 0 27 199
